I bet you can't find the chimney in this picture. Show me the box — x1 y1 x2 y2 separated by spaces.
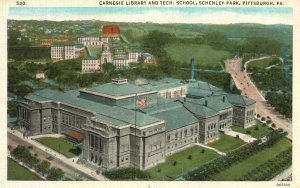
205 100 208 106
223 96 226 102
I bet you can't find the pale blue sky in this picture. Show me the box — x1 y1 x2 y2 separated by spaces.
9 7 293 24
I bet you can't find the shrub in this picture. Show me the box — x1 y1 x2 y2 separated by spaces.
188 155 192 160
254 126 259 131
157 168 161 173
173 161 177 166
236 135 240 139
266 120 272 124
261 117 266 121
103 168 149 180
28 145 33 150
272 123 276 128
201 149 205 154
257 114 261 118
246 130 251 134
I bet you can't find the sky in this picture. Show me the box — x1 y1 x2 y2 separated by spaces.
8 7 293 24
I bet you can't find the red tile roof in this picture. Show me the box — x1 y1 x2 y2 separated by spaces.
102 25 120 36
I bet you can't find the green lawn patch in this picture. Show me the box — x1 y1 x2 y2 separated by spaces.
208 134 245 153
247 57 280 70
165 44 231 66
146 145 220 180
8 158 42 181
211 138 292 180
35 137 81 158
232 120 273 138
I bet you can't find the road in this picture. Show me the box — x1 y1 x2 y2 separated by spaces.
225 57 292 140
8 132 96 181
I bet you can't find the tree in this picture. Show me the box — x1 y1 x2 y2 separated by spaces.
36 160 51 176
102 63 115 75
14 84 33 97
8 101 17 117
47 167 64 180
28 156 40 168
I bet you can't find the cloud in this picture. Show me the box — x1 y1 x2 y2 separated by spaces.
9 9 292 25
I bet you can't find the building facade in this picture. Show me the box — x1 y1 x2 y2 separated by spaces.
17 78 256 171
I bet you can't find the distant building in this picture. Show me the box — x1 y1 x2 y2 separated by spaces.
82 57 101 73
35 72 46 80
140 53 155 64
51 43 84 61
78 37 102 46
40 39 68 47
101 25 120 41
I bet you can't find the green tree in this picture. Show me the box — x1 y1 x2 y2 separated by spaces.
47 167 64 180
36 160 51 176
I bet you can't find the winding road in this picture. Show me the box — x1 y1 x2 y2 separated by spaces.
225 57 292 140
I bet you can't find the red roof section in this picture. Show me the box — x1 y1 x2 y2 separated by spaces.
102 25 120 36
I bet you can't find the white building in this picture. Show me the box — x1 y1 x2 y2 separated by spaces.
78 37 102 46
82 57 101 73
51 44 84 61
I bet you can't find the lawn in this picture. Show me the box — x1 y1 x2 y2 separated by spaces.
146 145 220 180
165 44 231 66
247 57 280 70
7 158 42 181
35 137 81 158
232 120 273 138
211 138 292 180
208 134 245 153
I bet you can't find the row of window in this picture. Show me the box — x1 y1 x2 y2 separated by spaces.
167 126 197 142
18 107 30 122
89 134 103 152
61 113 84 129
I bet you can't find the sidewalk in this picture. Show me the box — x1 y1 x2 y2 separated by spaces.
195 143 226 156
8 129 109 181
225 130 257 143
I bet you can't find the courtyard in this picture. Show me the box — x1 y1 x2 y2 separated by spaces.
231 120 273 138
207 134 246 153
146 145 220 180
35 137 81 158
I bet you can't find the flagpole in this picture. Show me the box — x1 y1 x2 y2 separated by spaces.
134 93 137 174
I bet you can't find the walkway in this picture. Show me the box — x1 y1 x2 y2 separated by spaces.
225 57 292 140
8 129 109 181
224 130 257 143
195 143 226 156
271 166 292 181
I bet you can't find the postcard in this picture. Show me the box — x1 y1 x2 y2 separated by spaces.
1 0 299 187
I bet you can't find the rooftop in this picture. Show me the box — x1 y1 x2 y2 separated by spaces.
25 89 161 127
85 81 155 97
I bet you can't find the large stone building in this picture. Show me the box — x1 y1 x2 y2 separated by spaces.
51 43 84 61
17 78 255 170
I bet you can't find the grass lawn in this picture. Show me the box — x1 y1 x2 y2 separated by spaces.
247 57 280 70
211 138 292 180
35 137 81 158
146 145 220 180
165 44 231 66
232 120 273 138
7 158 42 181
208 134 245 153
